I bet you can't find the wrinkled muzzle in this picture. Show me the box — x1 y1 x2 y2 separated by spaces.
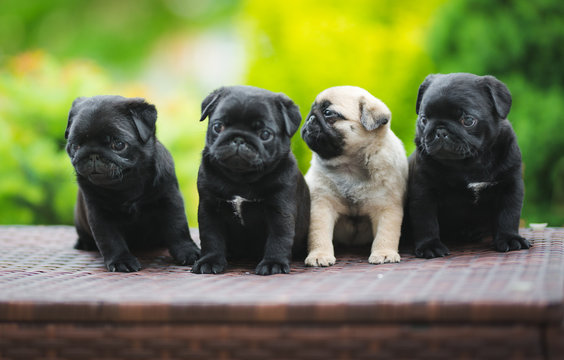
211 135 263 172
422 127 475 160
75 153 125 185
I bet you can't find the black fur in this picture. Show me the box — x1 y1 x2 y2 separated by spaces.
406 73 530 258
301 100 345 159
66 95 200 272
192 86 310 275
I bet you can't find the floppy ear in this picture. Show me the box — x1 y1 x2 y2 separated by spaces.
200 87 226 122
277 94 302 137
481 75 512 119
127 98 157 143
65 97 86 139
416 74 438 115
359 97 390 131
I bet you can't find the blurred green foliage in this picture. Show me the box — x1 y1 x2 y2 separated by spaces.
0 0 239 73
428 0 564 225
0 52 86 223
0 0 562 226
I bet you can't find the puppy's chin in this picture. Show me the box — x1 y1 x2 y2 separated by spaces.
423 141 472 160
83 173 123 186
214 155 263 173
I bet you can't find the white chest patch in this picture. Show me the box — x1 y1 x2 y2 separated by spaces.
467 182 496 203
227 196 258 226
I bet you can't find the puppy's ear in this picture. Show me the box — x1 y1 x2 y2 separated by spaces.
416 74 437 115
127 98 157 143
200 87 226 122
65 97 86 139
481 75 512 119
277 94 302 137
359 97 390 131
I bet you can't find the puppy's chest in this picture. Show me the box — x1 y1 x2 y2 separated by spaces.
466 181 498 203
225 196 262 226
443 175 498 204
328 171 373 205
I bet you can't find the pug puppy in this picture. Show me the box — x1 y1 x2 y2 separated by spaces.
65 95 200 272
301 86 408 266
407 73 530 258
192 86 310 276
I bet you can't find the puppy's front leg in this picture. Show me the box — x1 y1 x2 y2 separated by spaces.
256 199 295 275
305 198 338 267
368 205 402 264
192 198 228 274
492 177 531 252
86 207 140 272
409 183 449 258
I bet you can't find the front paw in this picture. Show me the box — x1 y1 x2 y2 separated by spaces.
191 254 227 274
494 234 531 252
415 239 450 259
105 252 142 272
255 259 290 275
169 242 200 265
304 251 336 267
369 249 401 264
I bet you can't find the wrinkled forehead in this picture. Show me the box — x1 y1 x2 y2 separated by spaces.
214 94 276 123
315 90 359 120
314 86 387 120
422 79 489 117
70 103 135 141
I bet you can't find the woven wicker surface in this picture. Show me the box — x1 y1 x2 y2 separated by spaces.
0 226 562 324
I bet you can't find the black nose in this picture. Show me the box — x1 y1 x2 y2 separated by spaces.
232 137 245 146
435 128 449 139
89 154 100 162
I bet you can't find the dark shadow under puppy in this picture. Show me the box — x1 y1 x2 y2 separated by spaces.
405 73 531 258
192 86 310 275
66 95 200 272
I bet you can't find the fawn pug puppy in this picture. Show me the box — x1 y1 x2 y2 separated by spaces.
301 86 408 266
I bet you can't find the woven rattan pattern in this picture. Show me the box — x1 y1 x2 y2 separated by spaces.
0 226 562 324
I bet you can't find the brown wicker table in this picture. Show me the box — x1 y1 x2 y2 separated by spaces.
0 226 562 359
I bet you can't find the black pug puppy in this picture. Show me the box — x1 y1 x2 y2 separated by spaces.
192 86 310 275
65 95 200 272
407 73 531 258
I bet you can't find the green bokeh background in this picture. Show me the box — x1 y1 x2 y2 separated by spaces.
0 0 562 226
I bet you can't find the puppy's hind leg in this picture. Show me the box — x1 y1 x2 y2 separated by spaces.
368 205 402 264
74 229 98 251
305 199 338 267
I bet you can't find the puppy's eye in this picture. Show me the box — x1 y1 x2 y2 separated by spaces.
110 139 127 151
212 122 224 134
323 109 338 125
420 115 428 126
259 129 272 141
461 116 477 127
